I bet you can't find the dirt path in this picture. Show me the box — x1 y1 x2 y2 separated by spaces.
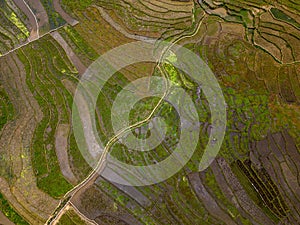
50 202 96 225
50 31 86 75
55 124 78 185
12 0 39 40
47 15 207 225
26 0 49 34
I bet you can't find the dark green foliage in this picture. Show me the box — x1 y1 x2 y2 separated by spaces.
68 132 92 180
270 8 300 28
40 0 66 29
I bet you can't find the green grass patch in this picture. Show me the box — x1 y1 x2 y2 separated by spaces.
61 25 98 61
57 209 88 225
68 132 92 180
16 36 77 198
270 8 300 29
0 192 29 225
0 3 26 43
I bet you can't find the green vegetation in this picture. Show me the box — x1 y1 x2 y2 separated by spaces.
0 87 14 131
217 88 271 161
164 63 182 86
272 0 300 13
95 72 130 141
8 11 29 37
97 180 158 224
0 3 29 38
60 25 98 62
0 0 28 53
0 0 298 224
57 209 87 225
61 0 94 11
0 192 29 225
111 97 181 166
40 0 66 29
231 160 282 222
16 35 78 198
68 132 92 180
87 0 195 41
176 175 211 224
164 62 197 90
270 8 300 28
129 97 160 125
203 168 251 224
225 88 271 140
239 9 253 27
0 87 14 179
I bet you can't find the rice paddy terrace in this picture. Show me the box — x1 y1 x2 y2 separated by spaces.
0 0 299 224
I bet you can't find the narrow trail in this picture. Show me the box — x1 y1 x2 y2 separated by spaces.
70 202 98 225
46 13 206 225
22 0 39 40
50 202 97 225
0 25 65 59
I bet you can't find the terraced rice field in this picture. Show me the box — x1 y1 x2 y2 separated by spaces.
0 0 299 224
0 0 29 54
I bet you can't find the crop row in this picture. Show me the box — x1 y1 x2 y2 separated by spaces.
16 34 78 198
0 0 29 54
58 25 98 66
89 0 195 41
237 159 288 218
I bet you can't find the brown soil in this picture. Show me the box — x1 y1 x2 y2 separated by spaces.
188 172 237 225
50 31 87 75
53 0 78 26
71 182 141 225
55 124 78 185
0 210 15 225
210 160 259 224
251 132 300 223
26 0 49 33
0 53 58 224
216 158 275 225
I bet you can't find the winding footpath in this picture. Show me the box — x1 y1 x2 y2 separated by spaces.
46 13 206 225
22 0 39 40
